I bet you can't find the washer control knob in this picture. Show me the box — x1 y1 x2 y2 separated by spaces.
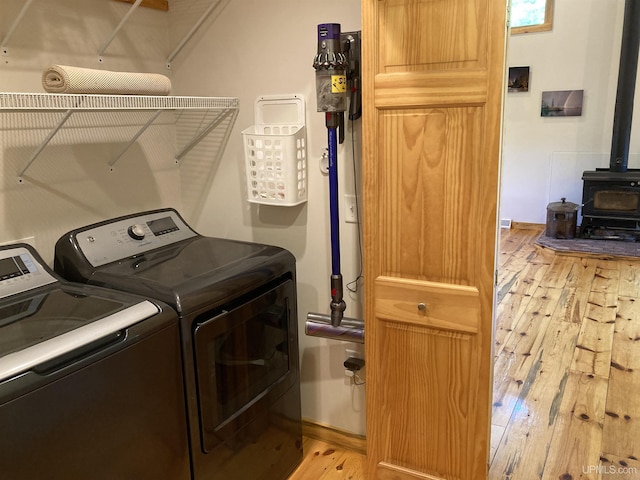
127 224 146 240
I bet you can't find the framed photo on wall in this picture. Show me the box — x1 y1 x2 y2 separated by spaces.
541 90 584 117
508 66 530 92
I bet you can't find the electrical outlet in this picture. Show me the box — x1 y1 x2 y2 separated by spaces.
346 348 363 359
344 347 365 384
344 195 358 223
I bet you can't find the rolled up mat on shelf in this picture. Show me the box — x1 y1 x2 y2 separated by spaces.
42 65 172 95
305 312 364 344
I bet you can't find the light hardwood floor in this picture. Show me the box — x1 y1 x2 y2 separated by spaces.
289 227 640 479
490 226 640 479
287 437 367 480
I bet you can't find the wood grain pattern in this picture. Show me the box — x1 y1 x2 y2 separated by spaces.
570 289 617 378
557 260 597 324
489 319 581 479
377 0 486 72
490 227 640 479
371 318 475 479
302 419 367 456
287 437 366 480
491 286 563 427
375 276 480 333
374 71 488 108
601 294 640 462
542 372 608 480
114 0 168 11
618 262 640 297
378 106 484 286
363 0 507 478
377 462 446 480
494 260 549 356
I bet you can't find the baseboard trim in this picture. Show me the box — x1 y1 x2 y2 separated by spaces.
511 221 545 230
302 419 367 455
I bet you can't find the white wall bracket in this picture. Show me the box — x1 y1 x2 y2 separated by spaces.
109 109 163 171
18 109 73 183
1 0 231 68
98 0 144 60
174 107 236 163
1 0 35 56
165 0 230 69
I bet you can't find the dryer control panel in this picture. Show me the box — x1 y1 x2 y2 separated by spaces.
0 245 57 298
71 209 198 267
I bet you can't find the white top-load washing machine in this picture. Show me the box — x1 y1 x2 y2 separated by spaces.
0 243 190 480
53 208 302 480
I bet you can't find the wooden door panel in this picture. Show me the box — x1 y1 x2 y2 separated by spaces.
375 276 480 334
378 0 488 72
378 462 448 480
379 107 483 285
374 71 488 109
371 319 476 480
363 0 507 478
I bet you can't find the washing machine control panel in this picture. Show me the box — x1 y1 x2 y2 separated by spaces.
0 246 57 298
74 210 198 267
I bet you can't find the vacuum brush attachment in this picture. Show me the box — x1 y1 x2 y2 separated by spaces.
305 312 364 344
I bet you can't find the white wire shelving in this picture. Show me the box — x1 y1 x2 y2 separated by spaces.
2 0 230 67
0 92 238 111
0 92 239 181
1 0 237 182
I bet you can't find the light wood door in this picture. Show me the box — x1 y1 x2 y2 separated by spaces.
362 1 507 479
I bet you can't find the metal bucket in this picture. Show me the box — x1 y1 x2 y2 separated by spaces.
546 197 579 239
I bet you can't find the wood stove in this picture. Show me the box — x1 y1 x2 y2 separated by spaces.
580 0 640 241
581 169 640 240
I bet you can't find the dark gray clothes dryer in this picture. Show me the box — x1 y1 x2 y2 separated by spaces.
54 208 303 480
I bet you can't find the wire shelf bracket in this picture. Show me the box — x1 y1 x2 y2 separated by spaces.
174 107 236 163
108 108 163 171
165 0 230 69
1 0 230 68
1 92 239 182
98 0 144 62
17 109 73 183
1 0 35 56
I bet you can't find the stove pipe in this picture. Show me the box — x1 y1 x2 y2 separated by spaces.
610 0 640 172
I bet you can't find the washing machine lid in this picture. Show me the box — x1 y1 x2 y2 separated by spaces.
0 245 159 382
0 286 159 382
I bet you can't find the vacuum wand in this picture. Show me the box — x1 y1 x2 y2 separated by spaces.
313 23 349 327
327 112 346 327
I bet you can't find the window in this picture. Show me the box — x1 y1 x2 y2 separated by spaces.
510 0 554 34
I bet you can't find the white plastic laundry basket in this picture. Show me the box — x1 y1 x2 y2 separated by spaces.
242 95 307 206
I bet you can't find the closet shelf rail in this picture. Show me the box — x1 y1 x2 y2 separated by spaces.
0 92 239 181
0 92 238 111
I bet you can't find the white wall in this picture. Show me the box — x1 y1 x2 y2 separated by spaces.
171 0 366 435
500 0 640 225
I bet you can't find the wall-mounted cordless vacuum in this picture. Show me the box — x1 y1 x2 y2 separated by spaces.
306 23 364 344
